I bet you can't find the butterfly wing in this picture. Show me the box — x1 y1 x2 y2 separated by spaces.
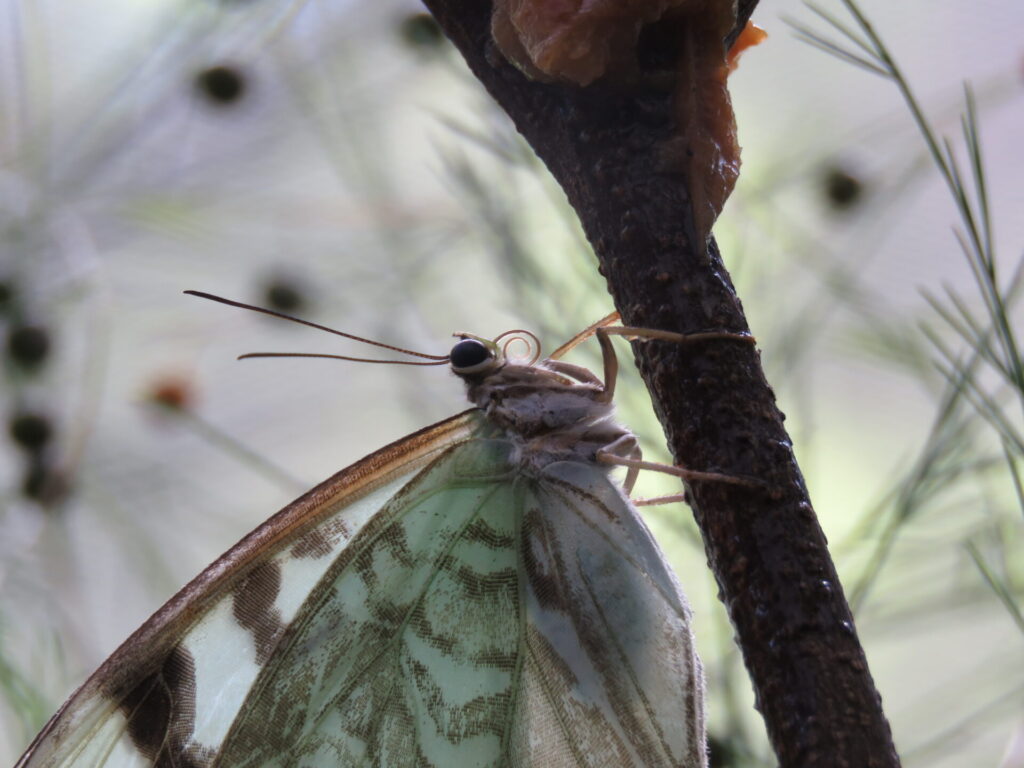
20 414 704 768
212 447 703 768
515 460 706 768
16 411 478 768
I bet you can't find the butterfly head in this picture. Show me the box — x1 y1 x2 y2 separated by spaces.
449 336 501 376
449 329 541 380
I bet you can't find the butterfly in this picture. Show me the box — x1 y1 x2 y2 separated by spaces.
17 292 754 768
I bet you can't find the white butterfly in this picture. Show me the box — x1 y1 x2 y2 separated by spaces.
18 292 753 768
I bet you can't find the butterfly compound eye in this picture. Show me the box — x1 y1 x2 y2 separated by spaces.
449 338 495 374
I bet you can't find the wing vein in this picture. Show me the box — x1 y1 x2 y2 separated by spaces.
499 478 529 767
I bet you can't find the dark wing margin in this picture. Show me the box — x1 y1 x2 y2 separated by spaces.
16 410 479 768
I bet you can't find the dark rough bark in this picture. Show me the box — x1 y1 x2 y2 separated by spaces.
421 3 902 767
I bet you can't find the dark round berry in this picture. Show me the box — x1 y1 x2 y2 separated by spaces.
399 13 444 51
148 378 194 410
195 65 247 106
450 338 491 370
263 279 305 314
823 166 863 210
9 412 53 452
7 325 51 368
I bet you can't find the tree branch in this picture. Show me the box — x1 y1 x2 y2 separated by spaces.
422 2 901 766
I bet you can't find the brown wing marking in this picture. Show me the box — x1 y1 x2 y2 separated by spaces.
231 561 286 667
118 645 212 768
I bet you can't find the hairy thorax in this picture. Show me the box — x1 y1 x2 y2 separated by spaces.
462 361 632 471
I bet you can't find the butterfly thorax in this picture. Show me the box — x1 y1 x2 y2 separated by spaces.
459 360 631 471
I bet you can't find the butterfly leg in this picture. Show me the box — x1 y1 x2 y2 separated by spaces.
546 328 623 403
598 325 756 347
559 321 760 495
585 325 753 405
633 493 689 507
547 311 622 360
547 320 753 399
596 433 643 494
594 323 760 495
547 312 754 363
544 360 603 387
598 449 764 492
589 324 754 403
595 327 619 402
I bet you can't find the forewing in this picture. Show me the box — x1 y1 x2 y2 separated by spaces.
512 461 707 768
17 412 478 768
213 437 524 767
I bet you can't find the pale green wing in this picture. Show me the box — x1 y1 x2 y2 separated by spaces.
16 411 478 768
20 413 704 768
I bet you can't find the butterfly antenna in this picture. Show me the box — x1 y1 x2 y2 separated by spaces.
184 291 450 362
236 352 447 366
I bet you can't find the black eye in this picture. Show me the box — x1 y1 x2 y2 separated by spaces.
450 339 492 370
195 65 247 106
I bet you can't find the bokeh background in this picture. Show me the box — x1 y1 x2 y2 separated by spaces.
2 0 1023 765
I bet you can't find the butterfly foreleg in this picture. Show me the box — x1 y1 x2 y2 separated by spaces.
545 326 620 403
597 325 755 348
590 324 755 404
548 320 753 404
